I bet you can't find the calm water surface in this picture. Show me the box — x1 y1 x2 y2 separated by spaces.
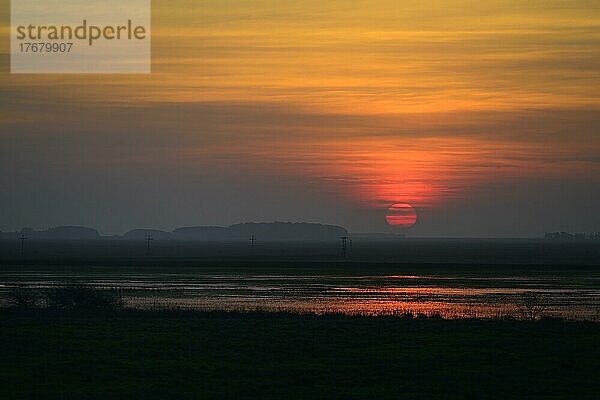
2 269 599 320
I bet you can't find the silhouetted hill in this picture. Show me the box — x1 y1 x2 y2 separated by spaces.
171 222 347 241
19 226 100 240
123 229 172 240
2 222 348 241
228 222 347 241
172 226 230 240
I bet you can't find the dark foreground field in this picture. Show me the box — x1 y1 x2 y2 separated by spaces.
1 311 599 399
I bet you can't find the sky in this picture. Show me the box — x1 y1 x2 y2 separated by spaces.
1 0 599 236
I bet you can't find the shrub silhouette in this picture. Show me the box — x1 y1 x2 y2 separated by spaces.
6 286 42 310
46 285 123 313
516 292 546 320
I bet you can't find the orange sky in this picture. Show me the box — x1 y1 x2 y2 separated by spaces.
1 0 599 233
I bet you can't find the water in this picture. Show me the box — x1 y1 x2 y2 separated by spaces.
2 269 599 320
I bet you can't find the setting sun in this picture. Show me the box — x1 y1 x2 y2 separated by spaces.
385 203 417 228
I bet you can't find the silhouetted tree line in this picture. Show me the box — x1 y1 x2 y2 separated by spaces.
6 284 123 313
0 222 349 241
544 231 600 240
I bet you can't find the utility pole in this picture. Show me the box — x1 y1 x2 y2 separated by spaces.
19 234 28 257
145 235 153 253
339 236 349 258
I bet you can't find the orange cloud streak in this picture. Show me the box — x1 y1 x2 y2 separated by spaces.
202 134 599 212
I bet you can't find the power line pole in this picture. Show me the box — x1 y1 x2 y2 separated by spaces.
19 234 28 257
339 236 349 258
145 235 153 253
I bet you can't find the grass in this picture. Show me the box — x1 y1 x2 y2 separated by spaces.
1 309 599 399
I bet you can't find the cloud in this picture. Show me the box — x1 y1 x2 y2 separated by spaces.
1 0 599 233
